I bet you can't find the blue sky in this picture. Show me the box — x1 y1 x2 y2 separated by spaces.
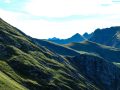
0 0 120 39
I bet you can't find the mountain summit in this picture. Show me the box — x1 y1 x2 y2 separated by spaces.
70 33 82 39
83 32 93 39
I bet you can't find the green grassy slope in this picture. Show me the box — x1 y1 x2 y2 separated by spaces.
0 70 27 90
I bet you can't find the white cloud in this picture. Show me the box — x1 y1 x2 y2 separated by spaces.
1 0 120 39
24 0 103 17
24 0 120 17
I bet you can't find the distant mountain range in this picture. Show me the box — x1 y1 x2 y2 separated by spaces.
0 17 120 90
89 26 120 48
48 33 92 44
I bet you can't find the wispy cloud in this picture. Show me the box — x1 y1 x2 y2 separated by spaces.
24 0 116 17
4 0 11 3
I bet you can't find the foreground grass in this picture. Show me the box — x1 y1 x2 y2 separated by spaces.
0 71 27 90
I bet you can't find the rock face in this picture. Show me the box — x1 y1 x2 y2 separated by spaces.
69 54 120 90
48 33 85 44
89 27 120 48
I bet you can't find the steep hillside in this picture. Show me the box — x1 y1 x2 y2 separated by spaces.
48 33 85 44
0 18 100 90
89 26 120 48
66 40 120 62
0 18 120 90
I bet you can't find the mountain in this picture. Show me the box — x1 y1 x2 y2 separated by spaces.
89 26 120 48
0 18 120 90
32 39 120 90
83 32 93 39
48 33 85 44
66 40 120 62
31 39 120 90
0 18 101 90
49 37 60 40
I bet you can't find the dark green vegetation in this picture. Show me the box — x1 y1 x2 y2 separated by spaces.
0 18 120 90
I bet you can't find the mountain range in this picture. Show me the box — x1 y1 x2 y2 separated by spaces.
89 27 120 48
0 17 120 90
48 33 92 44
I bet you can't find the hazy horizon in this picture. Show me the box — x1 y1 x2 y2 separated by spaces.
0 0 120 39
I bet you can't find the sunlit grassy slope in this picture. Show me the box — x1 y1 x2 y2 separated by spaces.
0 70 27 90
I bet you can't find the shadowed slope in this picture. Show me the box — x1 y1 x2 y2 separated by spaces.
66 40 120 62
